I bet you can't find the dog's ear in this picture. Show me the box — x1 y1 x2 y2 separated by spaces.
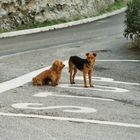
52 61 58 69
52 61 56 67
92 52 97 57
86 53 89 56
60 61 65 69
62 64 65 68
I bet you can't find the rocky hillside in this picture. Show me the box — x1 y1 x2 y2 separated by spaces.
0 0 115 30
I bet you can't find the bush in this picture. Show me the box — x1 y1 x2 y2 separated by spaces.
124 0 140 48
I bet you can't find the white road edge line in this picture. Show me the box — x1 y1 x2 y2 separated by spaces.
97 60 140 62
0 112 140 128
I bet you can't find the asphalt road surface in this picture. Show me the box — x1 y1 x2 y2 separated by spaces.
0 13 140 140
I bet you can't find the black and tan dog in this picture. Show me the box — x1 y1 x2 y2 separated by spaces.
69 52 97 87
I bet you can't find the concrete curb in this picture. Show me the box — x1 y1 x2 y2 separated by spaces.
0 7 126 38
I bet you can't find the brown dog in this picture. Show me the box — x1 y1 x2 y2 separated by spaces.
32 60 65 86
69 52 97 87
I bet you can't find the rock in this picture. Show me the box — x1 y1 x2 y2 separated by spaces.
0 0 115 30
0 8 8 17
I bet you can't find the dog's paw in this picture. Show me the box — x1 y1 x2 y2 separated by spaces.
70 81 75 84
52 83 57 87
84 85 88 88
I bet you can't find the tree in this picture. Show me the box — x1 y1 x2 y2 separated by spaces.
124 0 140 48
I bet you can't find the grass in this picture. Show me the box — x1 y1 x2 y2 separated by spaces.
98 0 127 15
16 20 67 30
0 28 8 33
0 1 128 33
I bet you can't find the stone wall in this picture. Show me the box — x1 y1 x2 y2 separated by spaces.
0 0 114 30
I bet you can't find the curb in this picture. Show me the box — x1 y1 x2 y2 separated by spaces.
0 7 126 39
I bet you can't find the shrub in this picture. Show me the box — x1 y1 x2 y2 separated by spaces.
124 0 140 48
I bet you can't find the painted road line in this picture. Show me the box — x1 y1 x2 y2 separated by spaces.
58 84 129 93
75 76 140 86
97 60 140 62
0 112 140 128
33 92 114 101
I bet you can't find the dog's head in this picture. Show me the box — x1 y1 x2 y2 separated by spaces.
52 59 65 72
86 52 97 64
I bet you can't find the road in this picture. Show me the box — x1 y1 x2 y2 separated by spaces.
0 12 140 140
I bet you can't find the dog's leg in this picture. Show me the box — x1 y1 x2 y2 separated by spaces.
69 68 74 84
83 72 87 88
55 77 60 85
88 70 93 87
51 76 58 86
44 78 51 85
69 61 75 84
72 67 77 84
32 77 43 86
51 80 57 86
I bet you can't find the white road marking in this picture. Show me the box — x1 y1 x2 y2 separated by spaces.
97 60 140 62
33 92 114 101
33 92 54 97
58 84 129 93
75 76 140 86
12 103 97 113
0 112 140 128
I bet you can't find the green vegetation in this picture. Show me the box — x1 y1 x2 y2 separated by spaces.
0 28 8 33
124 0 140 48
98 0 127 15
16 19 69 30
0 0 128 33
